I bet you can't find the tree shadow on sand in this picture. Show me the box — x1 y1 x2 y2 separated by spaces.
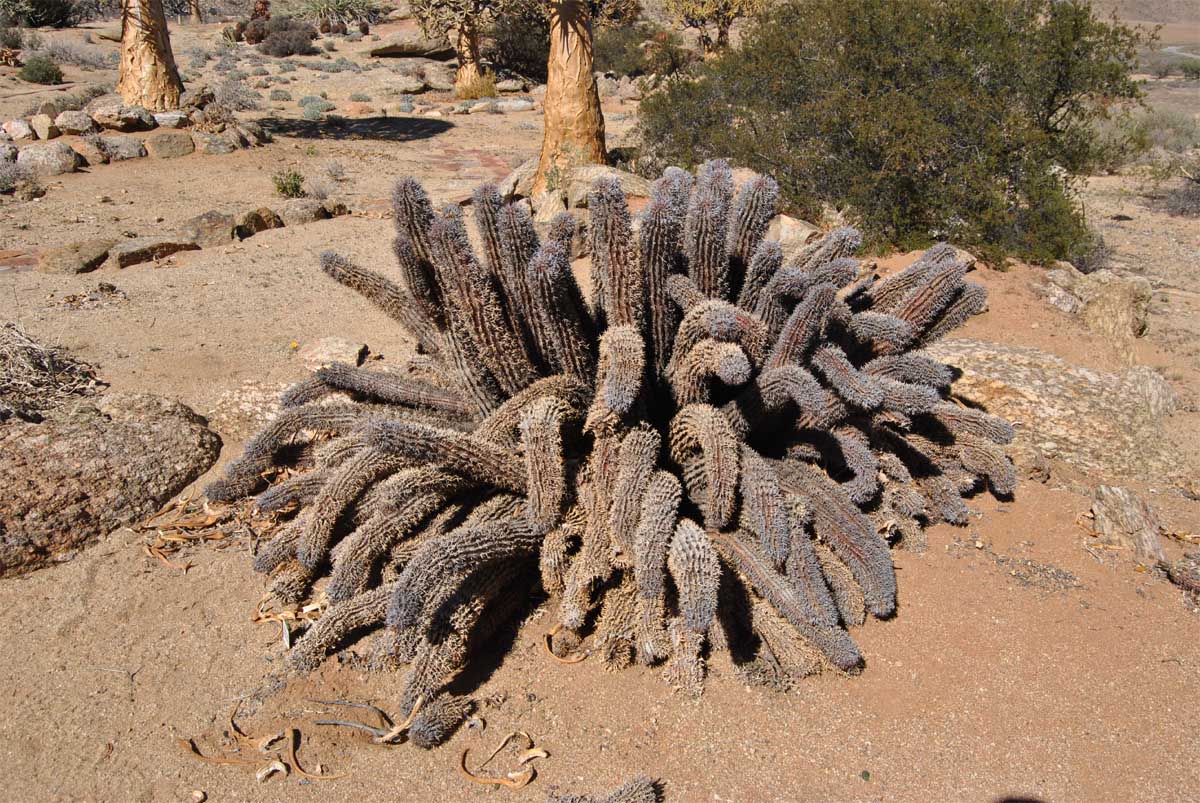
260 115 454 142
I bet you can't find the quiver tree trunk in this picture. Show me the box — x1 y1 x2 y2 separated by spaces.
533 0 607 194
188 0 202 24
118 0 184 111
452 23 483 94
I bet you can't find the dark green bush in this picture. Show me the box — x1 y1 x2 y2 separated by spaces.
273 168 306 198
1181 61 1200 80
23 0 84 27
18 55 64 85
643 29 695 77
639 0 1149 264
594 23 649 76
258 24 319 57
486 2 549 82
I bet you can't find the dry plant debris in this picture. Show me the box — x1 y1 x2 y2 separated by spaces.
0 321 103 421
178 705 347 783
204 160 1015 747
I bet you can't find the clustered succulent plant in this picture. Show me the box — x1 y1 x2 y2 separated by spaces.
207 160 1014 748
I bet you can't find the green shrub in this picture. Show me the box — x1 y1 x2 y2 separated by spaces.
18 55 64 85
270 88 293 101
272 168 307 198
252 17 319 56
486 2 549 82
299 95 336 112
22 0 84 27
281 0 384 25
0 26 21 49
1182 61 1200 80
643 29 695 77
639 0 1149 264
594 23 651 76
349 92 370 101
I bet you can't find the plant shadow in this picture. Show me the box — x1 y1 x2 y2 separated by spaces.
259 115 454 142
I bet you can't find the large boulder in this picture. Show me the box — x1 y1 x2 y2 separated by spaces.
927 339 1179 482
392 75 428 94
564 164 652 209
16 141 81 176
86 95 156 131
2 119 35 142
766 214 820 261
0 393 220 576
178 210 236 247
421 61 456 91
192 131 237 155
234 207 284 239
276 198 330 226
368 31 455 59
28 114 59 140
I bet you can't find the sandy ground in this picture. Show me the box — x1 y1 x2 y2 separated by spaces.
1 15 1198 803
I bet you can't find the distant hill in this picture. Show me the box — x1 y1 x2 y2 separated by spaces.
1092 0 1200 24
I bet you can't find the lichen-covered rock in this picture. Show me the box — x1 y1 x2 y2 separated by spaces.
37 239 116 274
106 236 200 268
277 198 330 226
367 31 455 59
2 119 34 142
99 134 147 161
1090 485 1166 565
927 339 1178 481
86 95 155 131
565 165 651 209
179 210 236 247
28 114 59 140
1042 264 1152 360
234 207 284 239
206 380 288 441
192 131 236 155
54 109 97 135
145 129 195 159
0 393 221 576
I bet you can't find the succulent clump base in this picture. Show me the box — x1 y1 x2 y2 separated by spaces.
206 160 1015 748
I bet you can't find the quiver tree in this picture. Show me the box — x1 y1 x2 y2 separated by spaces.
207 160 1015 747
410 0 493 94
118 0 184 110
188 0 202 24
663 0 763 53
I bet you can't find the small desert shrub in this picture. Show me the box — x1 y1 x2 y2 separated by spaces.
1066 226 1111 274
0 26 21 49
299 95 336 112
251 16 319 56
301 105 323 120
278 59 298 72
187 46 211 69
215 77 261 110
283 0 384 26
323 159 346 181
272 168 306 198
260 29 319 57
18 56 64 85
1181 61 1200 80
39 40 115 70
455 70 497 100
303 176 335 198
643 29 695 77
251 65 270 75
269 88 292 101
348 92 370 102
0 161 31 194
344 30 361 42
322 38 335 51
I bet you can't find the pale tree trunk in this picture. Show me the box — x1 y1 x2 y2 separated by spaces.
452 23 482 95
188 0 203 24
118 0 184 111
533 0 606 194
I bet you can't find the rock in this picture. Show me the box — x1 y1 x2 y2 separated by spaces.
1167 552 1200 595
144 129 195 159
35 101 59 117
206 380 288 441
1090 485 1167 565
222 127 250 150
153 111 189 129
2 119 35 142
494 99 534 113
498 158 537 199
495 78 526 93
617 78 642 102
16 141 81 176
345 101 376 116
297 337 367 370
37 239 116 275
565 164 652 209
321 198 350 217
276 198 330 226
393 75 428 94
29 114 59 140
86 95 155 131
191 131 236 155
1042 264 1153 360
533 189 567 223
70 137 108 166
0 393 220 576
106 236 200 268
422 61 456 91
235 207 284 239
767 214 821 260
99 134 147 161
926 339 1179 482
180 84 215 111
54 110 97 135
368 31 455 59
467 101 498 114
96 24 122 42
595 74 620 97
529 84 546 100
234 120 270 146
179 210 236 247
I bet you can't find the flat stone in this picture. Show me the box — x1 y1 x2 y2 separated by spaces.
277 198 330 226
234 207 284 239
422 62 456 91
29 114 59 140
106 236 200 268
495 78 526 93
86 95 155 131
298 336 367 370
393 75 427 94
494 99 534 113
16 141 81 176
565 164 652 209
192 131 236 155
54 110 97 135
368 31 455 59
2 120 35 142
144 129 195 159
206 379 289 441
99 134 147 161
179 210 236 247
37 239 117 274
152 111 189 129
